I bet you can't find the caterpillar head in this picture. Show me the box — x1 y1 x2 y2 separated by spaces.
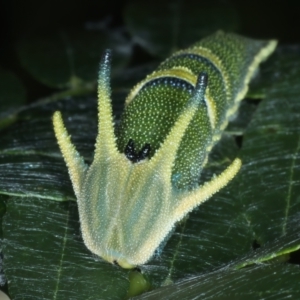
53 50 241 268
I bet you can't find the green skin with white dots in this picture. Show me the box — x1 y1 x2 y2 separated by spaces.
53 31 277 268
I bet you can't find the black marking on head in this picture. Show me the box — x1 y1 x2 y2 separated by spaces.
124 139 135 161
125 139 151 163
138 143 151 161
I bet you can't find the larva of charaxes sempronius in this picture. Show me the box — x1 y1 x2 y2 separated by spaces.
53 31 277 268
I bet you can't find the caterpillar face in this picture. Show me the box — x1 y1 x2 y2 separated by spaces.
53 31 277 268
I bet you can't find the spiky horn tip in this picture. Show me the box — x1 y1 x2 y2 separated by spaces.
189 71 208 107
52 111 87 198
94 49 119 161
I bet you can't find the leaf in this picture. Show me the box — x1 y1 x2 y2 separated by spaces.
250 46 300 98
17 30 131 88
3 196 129 299
124 0 239 57
0 69 26 109
133 264 300 299
0 97 97 200
234 47 300 245
0 68 26 129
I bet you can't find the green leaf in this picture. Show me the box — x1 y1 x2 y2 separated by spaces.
17 30 131 88
0 69 26 108
233 79 300 245
0 97 97 200
0 68 26 129
133 264 300 299
125 0 239 57
226 100 258 135
250 46 300 98
3 197 129 299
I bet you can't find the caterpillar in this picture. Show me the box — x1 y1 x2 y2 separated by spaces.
53 31 277 268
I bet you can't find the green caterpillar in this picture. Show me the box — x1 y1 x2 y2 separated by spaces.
53 31 277 268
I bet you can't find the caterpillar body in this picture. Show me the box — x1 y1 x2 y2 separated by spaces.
53 31 277 268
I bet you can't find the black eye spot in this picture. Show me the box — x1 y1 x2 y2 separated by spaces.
138 143 151 161
124 139 151 163
124 139 135 161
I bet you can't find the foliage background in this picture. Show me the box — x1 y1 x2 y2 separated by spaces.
1 0 300 299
